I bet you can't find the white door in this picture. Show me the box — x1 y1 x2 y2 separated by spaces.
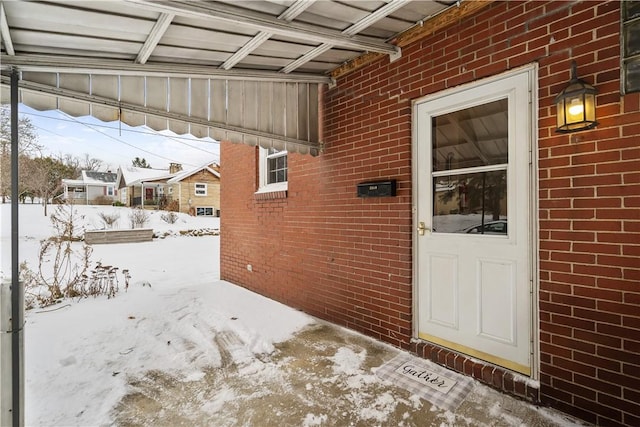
414 68 534 375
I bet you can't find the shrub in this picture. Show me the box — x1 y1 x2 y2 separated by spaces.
98 211 119 229
129 206 150 229
21 203 130 307
161 211 179 224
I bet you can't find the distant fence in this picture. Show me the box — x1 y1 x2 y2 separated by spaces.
84 229 153 244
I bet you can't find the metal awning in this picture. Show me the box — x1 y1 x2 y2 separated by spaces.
0 0 458 155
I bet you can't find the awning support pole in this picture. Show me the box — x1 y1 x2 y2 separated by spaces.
10 67 24 427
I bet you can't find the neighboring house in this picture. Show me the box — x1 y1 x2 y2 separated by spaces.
61 170 117 205
166 163 220 216
115 161 220 215
220 2 640 427
115 165 171 208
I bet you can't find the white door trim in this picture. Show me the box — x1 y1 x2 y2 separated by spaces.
411 64 539 379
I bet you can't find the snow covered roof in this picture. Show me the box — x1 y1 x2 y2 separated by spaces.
62 171 116 186
81 171 117 184
167 160 220 184
116 166 171 187
116 161 219 187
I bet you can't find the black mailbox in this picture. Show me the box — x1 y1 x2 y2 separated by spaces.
357 180 396 198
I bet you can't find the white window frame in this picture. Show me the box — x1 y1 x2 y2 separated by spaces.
194 182 207 196
258 147 288 191
106 186 114 196
195 206 214 216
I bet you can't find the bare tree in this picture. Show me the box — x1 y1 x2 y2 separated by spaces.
0 106 42 202
82 153 103 171
22 156 76 216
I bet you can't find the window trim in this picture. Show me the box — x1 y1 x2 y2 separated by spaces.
195 206 214 216
258 147 288 193
194 182 207 196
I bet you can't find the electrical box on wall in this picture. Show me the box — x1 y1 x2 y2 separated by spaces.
357 180 397 198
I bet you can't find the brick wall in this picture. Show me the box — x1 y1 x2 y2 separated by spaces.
221 1 640 425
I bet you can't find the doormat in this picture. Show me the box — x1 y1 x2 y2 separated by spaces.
375 354 473 411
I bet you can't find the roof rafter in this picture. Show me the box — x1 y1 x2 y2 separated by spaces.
281 0 411 74
0 54 331 84
123 0 398 55
136 12 175 64
331 0 494 79
0 3 15 56
220 0 315 71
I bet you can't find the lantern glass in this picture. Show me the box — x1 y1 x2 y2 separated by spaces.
554 61 598 133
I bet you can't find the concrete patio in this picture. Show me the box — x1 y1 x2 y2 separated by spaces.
114 321 588 427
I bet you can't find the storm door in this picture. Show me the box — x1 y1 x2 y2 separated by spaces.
414 68 534 375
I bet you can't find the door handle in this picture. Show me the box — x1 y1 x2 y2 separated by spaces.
417 221 430 235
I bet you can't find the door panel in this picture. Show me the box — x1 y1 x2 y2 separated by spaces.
414 68 533 375
428 254 458 329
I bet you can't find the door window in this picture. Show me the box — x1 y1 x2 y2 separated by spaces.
431 99 508 235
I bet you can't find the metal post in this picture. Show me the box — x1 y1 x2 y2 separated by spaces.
7 68 24 427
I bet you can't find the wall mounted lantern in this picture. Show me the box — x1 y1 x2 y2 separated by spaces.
555 61 598 133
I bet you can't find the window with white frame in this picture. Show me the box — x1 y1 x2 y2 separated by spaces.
196 207 214 216
195 183 207 196
260 147 288 188
623 2 640 94
106 186 114 196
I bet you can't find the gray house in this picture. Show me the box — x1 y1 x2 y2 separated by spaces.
61 170 118 205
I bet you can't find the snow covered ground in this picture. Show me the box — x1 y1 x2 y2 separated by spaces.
1 204 312 426
1 204 585 426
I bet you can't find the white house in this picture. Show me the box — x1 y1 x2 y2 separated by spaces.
61 171 118 205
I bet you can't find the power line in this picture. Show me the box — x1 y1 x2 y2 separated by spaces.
22 110 220 155
55 110 203 167
32 124 142 164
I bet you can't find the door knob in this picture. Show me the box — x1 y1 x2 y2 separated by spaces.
417 221 430 235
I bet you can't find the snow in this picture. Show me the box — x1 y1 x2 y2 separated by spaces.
0 203 589 427
1 203 312 426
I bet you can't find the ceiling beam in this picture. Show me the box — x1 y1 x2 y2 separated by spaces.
220 0 314 71
124 0 398 55
281 0 410 74
0 3 15 56
136 12 175 64
330 0 495 80
0 54 332 84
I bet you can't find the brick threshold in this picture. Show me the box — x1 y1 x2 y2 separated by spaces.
410 340 540 403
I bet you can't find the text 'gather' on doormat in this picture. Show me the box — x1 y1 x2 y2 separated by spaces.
375 354 474 411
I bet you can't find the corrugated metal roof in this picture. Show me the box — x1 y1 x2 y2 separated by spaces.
0 0 457 154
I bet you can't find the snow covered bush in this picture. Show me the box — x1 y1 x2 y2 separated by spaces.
129 207 149 229
20 202 129 307
160 211 178 224
98 211 120 229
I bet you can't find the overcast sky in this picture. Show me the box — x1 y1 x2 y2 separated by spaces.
20 104 220 172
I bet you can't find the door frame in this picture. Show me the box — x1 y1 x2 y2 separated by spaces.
411 64 539 379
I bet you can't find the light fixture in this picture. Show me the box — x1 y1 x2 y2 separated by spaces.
555 60 598 133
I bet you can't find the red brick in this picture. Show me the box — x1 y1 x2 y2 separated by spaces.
222 2 640 426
